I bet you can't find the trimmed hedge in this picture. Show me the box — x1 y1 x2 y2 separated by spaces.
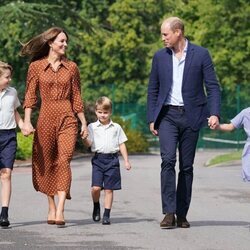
16 132 33 160
112 116 149 153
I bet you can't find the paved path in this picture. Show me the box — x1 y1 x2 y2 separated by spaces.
1 150 249 250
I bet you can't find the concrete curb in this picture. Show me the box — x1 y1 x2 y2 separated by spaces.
14 152 160 168
13 153 92 168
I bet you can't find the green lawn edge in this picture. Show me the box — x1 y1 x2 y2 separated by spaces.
206 150 242 167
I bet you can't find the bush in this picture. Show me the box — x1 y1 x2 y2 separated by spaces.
125 129 149 153
112 116 149 153
76 104 150 153
16 132 33 160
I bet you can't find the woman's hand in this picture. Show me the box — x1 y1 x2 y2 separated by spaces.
22 121 35 136
80 124 88 140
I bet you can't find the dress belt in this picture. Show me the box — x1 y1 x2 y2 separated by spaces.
166 105 185 111
95 152 118 158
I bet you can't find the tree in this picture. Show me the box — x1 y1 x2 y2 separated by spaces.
78 0 168 104
170 0 250 116
0 0 92 99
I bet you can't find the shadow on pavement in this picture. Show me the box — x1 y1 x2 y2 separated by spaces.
7 217 157 229
191 220 250 227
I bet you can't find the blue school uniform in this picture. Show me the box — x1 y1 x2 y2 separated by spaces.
231 107 250 181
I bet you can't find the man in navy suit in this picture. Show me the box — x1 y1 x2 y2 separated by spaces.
147 17 221 228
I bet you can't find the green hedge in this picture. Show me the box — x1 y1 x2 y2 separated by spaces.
112 116 149 153
16 132 33 160
16 114 149 160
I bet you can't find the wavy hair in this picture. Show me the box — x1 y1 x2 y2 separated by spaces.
20 27 69 62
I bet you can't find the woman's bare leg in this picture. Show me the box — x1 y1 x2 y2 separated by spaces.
56 191 66 222
47 195 56 222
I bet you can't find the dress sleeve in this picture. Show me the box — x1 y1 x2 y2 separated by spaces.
71 64 84 113
23 63 39 109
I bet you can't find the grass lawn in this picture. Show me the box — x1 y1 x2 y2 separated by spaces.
206 150 242 166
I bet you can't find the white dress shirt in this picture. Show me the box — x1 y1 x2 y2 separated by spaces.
0 86 21 129
165 40 188 106
87 120 128 153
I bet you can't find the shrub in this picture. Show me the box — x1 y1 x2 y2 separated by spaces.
16 132 33 160
112 116 149 153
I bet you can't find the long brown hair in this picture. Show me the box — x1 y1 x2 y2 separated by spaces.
20 27 69 62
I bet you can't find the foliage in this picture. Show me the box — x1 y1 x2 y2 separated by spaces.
170 0 250 115
0 0 92 100
1 0 249 107
78 0 167 104
112 116 149 153
0 0 249 154
16 132 33 160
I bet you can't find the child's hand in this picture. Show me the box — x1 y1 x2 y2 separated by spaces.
80 125 88 140
214 124 220 130
22 121 35 136
124 161 131 170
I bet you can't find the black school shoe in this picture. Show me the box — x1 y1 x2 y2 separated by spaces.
92 207 101 222
0 216 10 227
102 216 110 225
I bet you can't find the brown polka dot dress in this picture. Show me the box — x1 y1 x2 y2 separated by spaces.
23 57 84 199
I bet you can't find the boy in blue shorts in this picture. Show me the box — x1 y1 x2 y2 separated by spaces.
83 96 131 225
0 61 25 227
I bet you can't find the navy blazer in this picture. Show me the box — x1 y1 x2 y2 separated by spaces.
147 41 221 131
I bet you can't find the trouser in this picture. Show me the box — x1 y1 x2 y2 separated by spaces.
158 106 199 217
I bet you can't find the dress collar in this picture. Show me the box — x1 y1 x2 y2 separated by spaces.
40 57 70 71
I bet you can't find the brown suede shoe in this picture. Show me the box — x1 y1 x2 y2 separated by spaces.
177 217 190 228
160 213 176 229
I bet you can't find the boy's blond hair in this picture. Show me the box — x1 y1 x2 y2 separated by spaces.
0 61 13 77
95 96 112 111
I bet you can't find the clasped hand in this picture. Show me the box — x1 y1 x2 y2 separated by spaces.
207 115 219 130
21 121 35 136
80 124 88 140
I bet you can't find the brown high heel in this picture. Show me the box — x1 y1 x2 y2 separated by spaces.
55 220 65 227
47 220 56 225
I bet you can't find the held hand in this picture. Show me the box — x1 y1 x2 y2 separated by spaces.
80 124 88 139
149 122 158 136
213 124 220 130
207 116 219 130
124 161 131 170
22 121 35 136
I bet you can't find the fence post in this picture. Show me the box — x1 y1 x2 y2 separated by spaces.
236 84 240 150
112 83 115 113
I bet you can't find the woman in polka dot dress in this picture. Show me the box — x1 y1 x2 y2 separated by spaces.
20 27 88 226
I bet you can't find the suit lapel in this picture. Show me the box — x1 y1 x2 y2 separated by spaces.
164 48 173 83
182 42 194 87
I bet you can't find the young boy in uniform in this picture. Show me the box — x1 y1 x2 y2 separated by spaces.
83 96 131 225
0 61 24 227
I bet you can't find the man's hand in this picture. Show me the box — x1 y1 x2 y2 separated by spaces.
149 122 158 136
207 115 219 130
